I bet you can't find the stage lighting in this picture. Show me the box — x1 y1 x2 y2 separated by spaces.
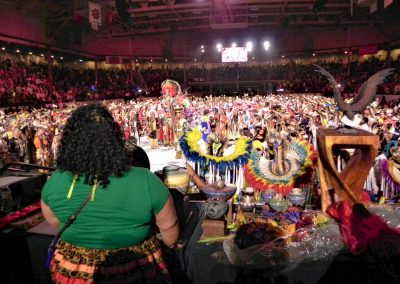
312 53 316 56
216 43 222 52
201 45 204 49
194 58 197 61
263 41 270 51
1 47 5 50
16 49 20 53
282 55 285 58
246 41 253 52
79 59 83 62
40 54 44 57
231 42 237 48
29 52 33 55
51 55 54 58
60 57 64 60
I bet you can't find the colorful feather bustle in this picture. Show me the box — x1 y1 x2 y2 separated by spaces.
179 128 252 170
244 139 316 196
381 159 400 198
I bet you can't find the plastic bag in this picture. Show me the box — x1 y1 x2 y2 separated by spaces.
214 222 344 270
368 204 400 228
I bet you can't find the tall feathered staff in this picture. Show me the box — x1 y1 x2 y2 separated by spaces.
314 65 394 119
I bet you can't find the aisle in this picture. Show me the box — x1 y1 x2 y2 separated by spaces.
138 136 185 172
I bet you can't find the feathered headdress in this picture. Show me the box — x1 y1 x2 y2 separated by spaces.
161 79 182 97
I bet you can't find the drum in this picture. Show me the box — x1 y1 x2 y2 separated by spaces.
163 166 190 195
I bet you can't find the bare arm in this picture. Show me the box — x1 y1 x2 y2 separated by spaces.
186 162 206 190
155 196 179 248
41 200 60 229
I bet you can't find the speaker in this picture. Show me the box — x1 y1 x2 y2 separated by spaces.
0 173 47 215
115 0 131 22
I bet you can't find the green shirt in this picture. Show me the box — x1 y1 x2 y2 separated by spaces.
41 167 169 249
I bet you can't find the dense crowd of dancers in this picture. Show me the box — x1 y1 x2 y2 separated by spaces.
1 92 400 197
1 53 400 201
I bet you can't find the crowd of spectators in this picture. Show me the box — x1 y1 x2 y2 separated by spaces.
0 56 399 107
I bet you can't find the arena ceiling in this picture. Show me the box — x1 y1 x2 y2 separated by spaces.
3 0 395 38
1 0 398 57
78 0 385 37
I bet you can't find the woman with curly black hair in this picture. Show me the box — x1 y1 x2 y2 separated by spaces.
41 104 178 283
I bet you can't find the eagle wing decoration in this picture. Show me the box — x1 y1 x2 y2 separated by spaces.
314 64 351 117
314 64 394 119
351 68 395 112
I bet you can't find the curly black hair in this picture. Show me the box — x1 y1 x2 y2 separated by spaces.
57 104 131 186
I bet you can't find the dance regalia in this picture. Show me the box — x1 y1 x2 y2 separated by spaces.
33 134 50 167
180 128 252 192
160 79 188 158
378 143 400 198
244 138 316 196
381 158 400 198
200 115 210 142
174 115 186 158
138 111 146 136
148 118 159 149
129 115 140 144
160 117 173 146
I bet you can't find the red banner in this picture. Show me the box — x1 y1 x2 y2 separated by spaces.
106 56 122 64
359 45 378 56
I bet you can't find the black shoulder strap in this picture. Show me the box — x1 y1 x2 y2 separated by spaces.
53 193 92 240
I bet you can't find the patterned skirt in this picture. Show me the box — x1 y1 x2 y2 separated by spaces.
50 236 170 284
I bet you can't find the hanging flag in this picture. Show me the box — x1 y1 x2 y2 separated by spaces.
384 0 393 8
88 2 102 28
108 11 113 25
370 0 377 13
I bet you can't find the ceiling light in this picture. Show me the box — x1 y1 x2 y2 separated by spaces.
263 41 270 51
246 41 253 52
